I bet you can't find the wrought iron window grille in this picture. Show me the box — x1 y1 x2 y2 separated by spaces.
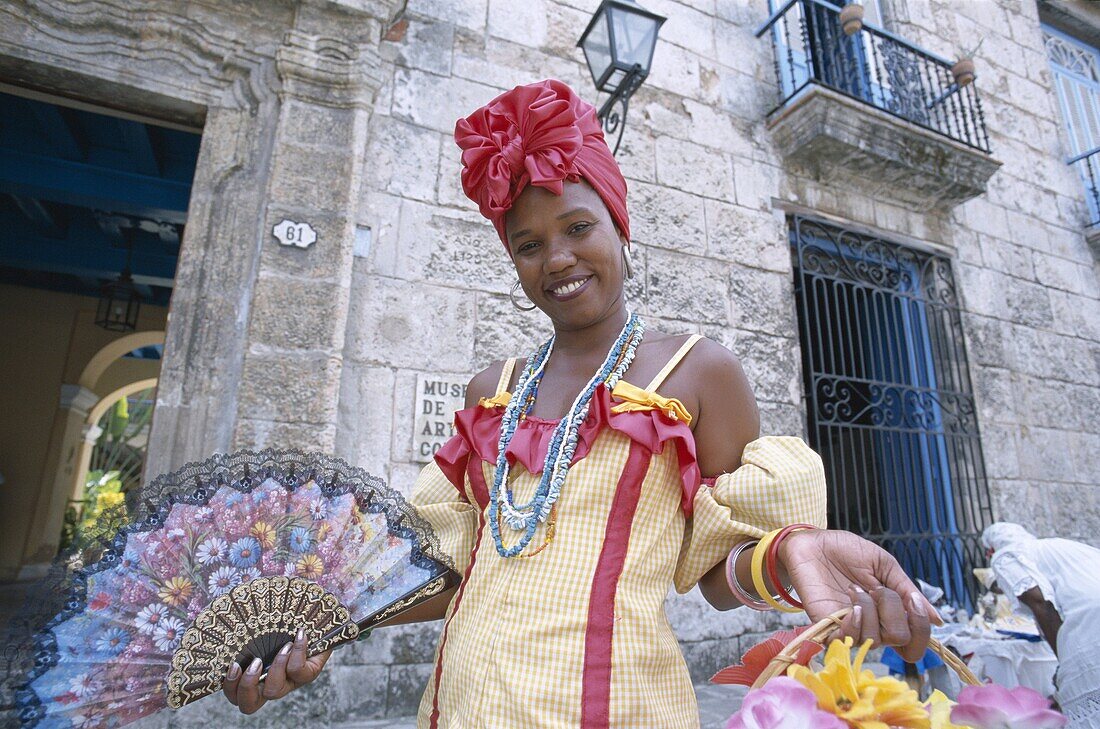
1066 146 1100 227
757 0 992 153
790 215 994 609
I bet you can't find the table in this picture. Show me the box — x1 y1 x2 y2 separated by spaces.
937 627 1058 696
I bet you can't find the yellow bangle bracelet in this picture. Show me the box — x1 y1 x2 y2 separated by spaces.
750 528 802 613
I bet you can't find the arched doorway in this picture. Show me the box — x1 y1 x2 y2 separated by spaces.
61 378 158 552
82 380 159 494
9 329 166 579
0 85 197 581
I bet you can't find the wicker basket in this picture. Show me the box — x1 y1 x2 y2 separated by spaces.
750 608 981 690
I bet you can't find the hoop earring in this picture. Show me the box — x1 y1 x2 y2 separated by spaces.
509 280 537 311
622 245 635 280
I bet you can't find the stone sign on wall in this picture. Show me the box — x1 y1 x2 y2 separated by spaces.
413 373 467 462
271 219 317 248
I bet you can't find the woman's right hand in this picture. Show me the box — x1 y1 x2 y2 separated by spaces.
222 629 333 714
779 529 939 662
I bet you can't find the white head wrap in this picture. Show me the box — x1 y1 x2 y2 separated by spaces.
982 522 1036 552
981 522 1058 616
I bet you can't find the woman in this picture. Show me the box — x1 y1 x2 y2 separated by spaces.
983 523 1100 728
223 79 939 726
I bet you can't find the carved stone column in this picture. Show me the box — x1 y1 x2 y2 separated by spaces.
17 385 99 576
0 1 398 581
144 93 283 476
231 30 385 452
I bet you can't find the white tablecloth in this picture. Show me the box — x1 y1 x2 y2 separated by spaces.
940 630 1058 696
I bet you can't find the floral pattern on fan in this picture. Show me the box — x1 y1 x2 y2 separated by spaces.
17 449 454 729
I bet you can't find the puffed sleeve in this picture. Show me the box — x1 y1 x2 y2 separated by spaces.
673 436 828 593
990 550 1059 616
409 460 479 576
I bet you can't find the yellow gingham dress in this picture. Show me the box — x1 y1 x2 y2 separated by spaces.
410 337 827 728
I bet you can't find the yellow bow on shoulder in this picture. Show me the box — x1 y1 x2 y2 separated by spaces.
611 381 692 424
478 392 511 409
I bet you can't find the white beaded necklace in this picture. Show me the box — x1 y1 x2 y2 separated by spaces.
488 313 645 558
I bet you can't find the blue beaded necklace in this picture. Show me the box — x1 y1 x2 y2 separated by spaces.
488 313 645 557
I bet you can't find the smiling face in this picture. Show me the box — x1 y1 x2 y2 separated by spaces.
505 180 628 332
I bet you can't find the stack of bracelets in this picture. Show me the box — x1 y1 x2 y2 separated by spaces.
724 523 817 613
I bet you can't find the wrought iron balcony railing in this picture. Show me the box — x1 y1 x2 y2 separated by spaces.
1067 145 1100 227
757 0 991 153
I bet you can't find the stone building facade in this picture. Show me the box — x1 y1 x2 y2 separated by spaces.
1 0 1098 723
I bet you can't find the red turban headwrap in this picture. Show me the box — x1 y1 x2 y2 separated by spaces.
454 79 630 250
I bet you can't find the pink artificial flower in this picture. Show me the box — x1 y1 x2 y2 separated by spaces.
726 677 847 729
951 684 1067 729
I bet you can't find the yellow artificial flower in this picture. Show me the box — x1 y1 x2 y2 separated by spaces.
158 576 194 606
316 522 332 542
296 554 324 580
926 690 971 729
789 638 931 729
250 521 276 549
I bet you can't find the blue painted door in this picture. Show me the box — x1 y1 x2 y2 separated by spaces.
791 216 990 610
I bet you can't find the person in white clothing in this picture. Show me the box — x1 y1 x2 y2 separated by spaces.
982 522 1100 728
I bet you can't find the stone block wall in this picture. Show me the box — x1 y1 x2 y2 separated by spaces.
331 0 820 714
328 0 1100 715
882 0 1100 538
4 0 1097 723
337 0 811 487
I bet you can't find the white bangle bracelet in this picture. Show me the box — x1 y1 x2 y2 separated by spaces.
725 540 771 611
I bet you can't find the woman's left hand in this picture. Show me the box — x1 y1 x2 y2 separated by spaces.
778 529 942 662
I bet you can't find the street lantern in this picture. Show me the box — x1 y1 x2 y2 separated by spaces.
96 230 141 332
96 270 141 332
578 0 665 154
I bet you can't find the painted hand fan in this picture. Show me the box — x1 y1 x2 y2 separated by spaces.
14 449 456 728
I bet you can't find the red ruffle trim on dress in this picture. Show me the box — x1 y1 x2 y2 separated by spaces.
433 384 703 516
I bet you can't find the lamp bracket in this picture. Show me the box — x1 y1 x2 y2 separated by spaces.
597 64 646 156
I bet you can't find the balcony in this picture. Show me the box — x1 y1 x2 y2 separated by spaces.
756 0 1001 210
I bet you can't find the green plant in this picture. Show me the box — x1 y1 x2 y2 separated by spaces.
59 469 129 554
91 389 154 495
